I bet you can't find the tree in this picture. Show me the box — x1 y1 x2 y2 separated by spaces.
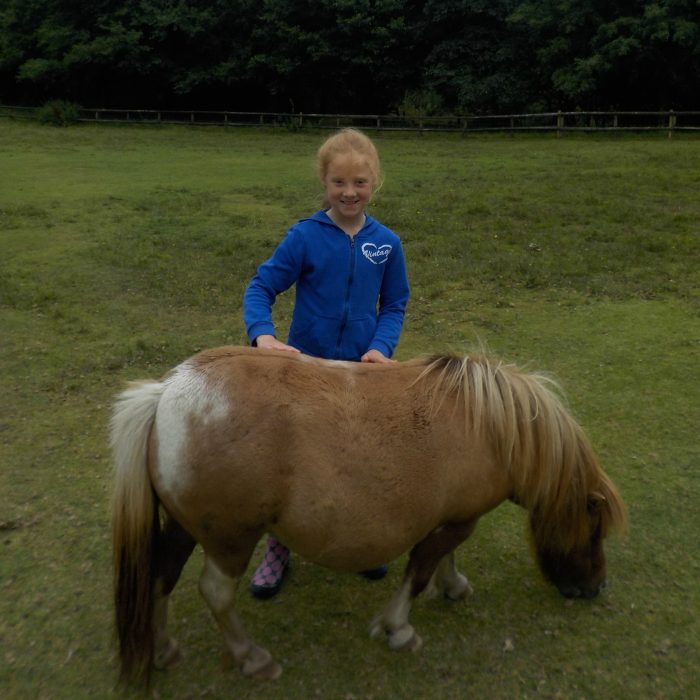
508 0 700 109
244 0 421 112
414 0 535 114
1 0 698 111
0 0 150 104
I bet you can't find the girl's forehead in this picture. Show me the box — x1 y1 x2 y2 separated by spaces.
325 153 373 178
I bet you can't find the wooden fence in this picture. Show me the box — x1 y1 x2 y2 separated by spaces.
3 105 700 135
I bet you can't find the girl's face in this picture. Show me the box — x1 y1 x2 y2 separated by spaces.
323 154 374 225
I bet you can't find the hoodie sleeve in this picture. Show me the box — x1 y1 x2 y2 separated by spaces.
368 240 410 357
243 228 304 343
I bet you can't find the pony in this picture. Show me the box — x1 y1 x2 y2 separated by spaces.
111 346 626 684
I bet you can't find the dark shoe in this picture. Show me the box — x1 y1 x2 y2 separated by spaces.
360 565 388 581
250 537 290 599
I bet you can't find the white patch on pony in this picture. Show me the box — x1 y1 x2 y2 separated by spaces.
296 354 355 372
331 360 356 369
154 362 230 498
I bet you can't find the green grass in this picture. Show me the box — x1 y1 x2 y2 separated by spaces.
1 120 699 699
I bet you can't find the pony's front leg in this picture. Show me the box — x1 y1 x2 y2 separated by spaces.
369 578 423 651
425 552 473 601
199 555 282 680
370 520 476 652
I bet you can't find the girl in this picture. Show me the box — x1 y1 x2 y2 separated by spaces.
243 128 410 597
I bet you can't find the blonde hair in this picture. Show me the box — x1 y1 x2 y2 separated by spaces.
318 128 383 193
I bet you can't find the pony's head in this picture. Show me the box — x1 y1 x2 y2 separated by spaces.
529 472 627 599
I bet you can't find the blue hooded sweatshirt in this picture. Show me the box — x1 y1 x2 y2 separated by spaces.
244 210 410 361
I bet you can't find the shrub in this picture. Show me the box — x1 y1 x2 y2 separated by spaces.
37 100 81 126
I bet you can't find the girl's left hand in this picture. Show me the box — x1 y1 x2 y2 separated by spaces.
361 349 396 364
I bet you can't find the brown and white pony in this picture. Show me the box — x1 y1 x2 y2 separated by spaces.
111 346 626 684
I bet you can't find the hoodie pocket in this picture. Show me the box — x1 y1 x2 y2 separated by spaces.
290 316 341 358
340 316 377 359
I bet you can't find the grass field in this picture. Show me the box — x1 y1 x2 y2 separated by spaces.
1 120 699 700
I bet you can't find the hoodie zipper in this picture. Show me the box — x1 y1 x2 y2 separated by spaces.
335 234 356 358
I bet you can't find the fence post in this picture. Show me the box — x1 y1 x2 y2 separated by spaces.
668 110 676 139
556 111 564 137
298 112 303 128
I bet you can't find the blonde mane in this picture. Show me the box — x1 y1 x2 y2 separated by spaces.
413 354 626 551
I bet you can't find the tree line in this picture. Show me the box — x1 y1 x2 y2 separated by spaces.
1 0 698 115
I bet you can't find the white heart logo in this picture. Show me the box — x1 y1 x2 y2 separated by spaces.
361 243 392 265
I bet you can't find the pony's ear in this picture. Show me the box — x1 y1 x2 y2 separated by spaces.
587 491 607 513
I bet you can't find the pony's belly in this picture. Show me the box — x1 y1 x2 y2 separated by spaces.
274 509 432 572
285 539 406 572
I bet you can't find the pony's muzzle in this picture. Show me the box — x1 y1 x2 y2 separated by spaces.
558 578 607 599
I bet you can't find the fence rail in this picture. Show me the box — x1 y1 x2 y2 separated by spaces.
3 105 700 134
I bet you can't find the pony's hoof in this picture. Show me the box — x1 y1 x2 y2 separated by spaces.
153 637 182 670
369 619 423 652
248 659 282 681
389 625 423 652
445 575 474 601
241 645 282 681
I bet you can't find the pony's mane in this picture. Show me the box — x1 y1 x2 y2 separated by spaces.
412 354 626 551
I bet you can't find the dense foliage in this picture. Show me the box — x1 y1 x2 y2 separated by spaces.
1 0 698 113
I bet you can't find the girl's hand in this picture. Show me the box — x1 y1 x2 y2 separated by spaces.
255 335 301 353
361 349 395 364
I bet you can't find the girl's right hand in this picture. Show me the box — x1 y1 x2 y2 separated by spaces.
254 335 301 353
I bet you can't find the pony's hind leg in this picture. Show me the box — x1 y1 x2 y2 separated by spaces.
153 589 181 669
371 520 476 652
153 515 196 670
199 554 282 680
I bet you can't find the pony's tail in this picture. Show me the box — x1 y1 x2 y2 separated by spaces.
110 380 165 686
